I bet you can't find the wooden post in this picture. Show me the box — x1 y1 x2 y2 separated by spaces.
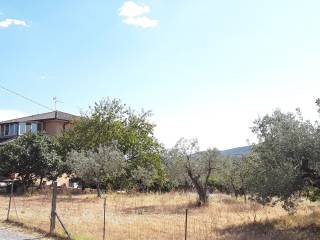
185 209 188 240
50 181 57 234
6 181 14 221
103 197 106 240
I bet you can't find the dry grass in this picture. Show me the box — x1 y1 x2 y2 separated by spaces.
0 192 319 240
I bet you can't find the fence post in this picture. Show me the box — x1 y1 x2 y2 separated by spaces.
103 197 107 240
50 181 57 234
6 181 14 221
103 197 106 240
185 208 188 240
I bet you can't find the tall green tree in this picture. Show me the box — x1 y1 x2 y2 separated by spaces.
60 98 167 190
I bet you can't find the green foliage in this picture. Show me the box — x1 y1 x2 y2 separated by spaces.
306 186 320 202
207 154 256 201
164 147 191 187
59 98 167 190
66 144 126 196
166 138 219 205
0 143 16 176
0 133 63 187
250 109 320 206
207 175 230 193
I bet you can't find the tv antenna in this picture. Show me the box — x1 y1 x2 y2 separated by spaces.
53 97 63 111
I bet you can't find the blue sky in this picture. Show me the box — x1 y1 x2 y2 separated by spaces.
1 0 320 150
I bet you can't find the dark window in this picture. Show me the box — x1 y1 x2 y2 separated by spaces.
26 123 32 133
0 125 4 136
37 123 42 132
8 123 18 136
4 124 9 135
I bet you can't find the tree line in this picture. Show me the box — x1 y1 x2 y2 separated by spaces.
1 98 320 209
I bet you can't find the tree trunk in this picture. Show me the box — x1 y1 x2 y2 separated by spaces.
230 181 238 199
97 182 102 198
197 188 208 206
81 180 85 191
192 180 208 206
38 177 44 190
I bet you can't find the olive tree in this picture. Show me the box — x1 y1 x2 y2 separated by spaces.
171 138 219 206
220 154 256 201
251 108 320 209
66 144 126 197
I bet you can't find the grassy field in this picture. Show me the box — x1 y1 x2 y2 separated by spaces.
0 192 319 240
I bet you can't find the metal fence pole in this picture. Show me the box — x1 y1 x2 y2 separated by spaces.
6 181 14 221
185 209 188 240
103 197 106 240
50 181 57 234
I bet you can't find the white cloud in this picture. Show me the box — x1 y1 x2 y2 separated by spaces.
119 1 150 18
123 16 159 28
119 1 159 28
0 18 27 28
0 110 27 121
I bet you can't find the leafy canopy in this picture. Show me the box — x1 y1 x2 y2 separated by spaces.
0 133 63 185
60 98 167 190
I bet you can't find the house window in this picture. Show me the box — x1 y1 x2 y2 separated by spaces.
8 123 18 136
0 125 4 136
18 122 40 135
31 123 38 133
14 124 18 135
19 123 26 135
4 124 9 136
26 123 32 133
37 123 42 132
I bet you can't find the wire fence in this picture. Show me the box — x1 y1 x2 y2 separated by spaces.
1 182 222 240
1 182 319 240
0 187 221 240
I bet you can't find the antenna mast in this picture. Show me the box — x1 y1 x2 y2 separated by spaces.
53 97 63 111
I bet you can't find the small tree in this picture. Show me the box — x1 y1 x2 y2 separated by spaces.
172 138 219 206
131 166 156 192
221 154 256 201
0 133 63 191
164 148 191 188
67 144 126 197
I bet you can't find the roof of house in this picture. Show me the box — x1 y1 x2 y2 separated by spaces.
0 111 78 124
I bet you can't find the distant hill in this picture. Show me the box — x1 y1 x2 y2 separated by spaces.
221 146 252 156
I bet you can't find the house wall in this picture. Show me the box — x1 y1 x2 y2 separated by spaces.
44 120 68 136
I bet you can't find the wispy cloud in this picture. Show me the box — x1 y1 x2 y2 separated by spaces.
119 1 159 28
0 18 27 28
